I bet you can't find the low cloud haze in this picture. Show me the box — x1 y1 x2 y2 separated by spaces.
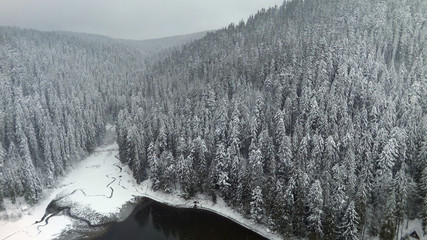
0 0 284 40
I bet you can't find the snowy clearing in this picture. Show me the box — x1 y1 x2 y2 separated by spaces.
0 141 135 240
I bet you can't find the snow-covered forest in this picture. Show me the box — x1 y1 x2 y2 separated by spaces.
115 0 427 239
0 28 204 202
1 0 426 239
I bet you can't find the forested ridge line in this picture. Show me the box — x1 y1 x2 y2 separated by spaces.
115 0 427 239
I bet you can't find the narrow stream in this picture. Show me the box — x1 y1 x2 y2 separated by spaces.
94 199 267 240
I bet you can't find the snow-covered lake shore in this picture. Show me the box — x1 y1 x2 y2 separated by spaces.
0 131 282 240
0 126 423 240
135 180 283 240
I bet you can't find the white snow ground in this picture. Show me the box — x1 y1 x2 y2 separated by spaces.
0 141 131 240
0 125 424 240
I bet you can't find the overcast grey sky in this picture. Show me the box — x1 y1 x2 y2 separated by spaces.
0 0 284 40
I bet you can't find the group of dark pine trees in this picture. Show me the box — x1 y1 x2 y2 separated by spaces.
1 0 426 239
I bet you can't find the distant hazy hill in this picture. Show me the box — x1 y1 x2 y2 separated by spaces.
56 29 207 56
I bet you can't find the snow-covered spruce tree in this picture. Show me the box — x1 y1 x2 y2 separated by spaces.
394 163 409 237
307 180 323 240
372 136 397 233
178 154 196 198
18 134 42 204
213 143 231 199
191 136 208 191
339 201 360 240
250 185 264 223
0 144 4 209
3 143 24 203
275 110 293 182
280 178 295 236
160 150 175 191
258 128 275 177
379 191 397 240
422 165 427 232
148 142 162 191
248 147 264 188
418 133 427 231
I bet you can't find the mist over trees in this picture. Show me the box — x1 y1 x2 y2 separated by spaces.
0 0 426 239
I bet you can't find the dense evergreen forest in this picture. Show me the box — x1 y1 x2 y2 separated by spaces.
1 0 426 239
0 28 203 203
116 0 427 239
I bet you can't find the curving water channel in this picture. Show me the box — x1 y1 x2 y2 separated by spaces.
94 199 267 240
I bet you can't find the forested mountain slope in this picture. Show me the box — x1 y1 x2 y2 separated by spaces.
0 0 426 239
115 0 427 239
0 27 204 205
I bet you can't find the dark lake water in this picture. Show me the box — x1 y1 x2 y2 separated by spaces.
94 199 268 240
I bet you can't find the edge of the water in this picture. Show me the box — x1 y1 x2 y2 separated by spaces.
133 185 284 240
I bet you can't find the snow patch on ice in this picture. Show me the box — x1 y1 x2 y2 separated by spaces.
0 142 132 240
0 194 73 240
